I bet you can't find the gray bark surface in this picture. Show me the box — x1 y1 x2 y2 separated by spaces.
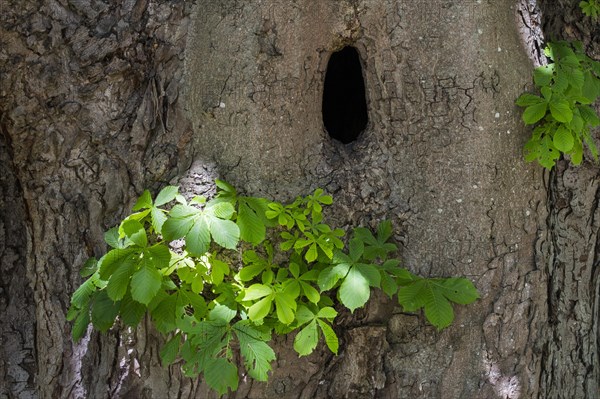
0 0 597 398
1 1 196 397
1 119 36 398
535 1 600 397
185 1 546 398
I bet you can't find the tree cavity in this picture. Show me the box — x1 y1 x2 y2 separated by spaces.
322 46 368 144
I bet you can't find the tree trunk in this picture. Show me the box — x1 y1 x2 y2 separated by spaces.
0 1 596 398
534 1 600 397
1 1 197 397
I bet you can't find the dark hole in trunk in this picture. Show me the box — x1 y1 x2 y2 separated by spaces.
322 46 368 144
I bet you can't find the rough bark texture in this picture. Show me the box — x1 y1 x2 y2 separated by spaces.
535 1 600 397
1 1 196 397
0 0 597 398
0 116 36 398
185 1 546 398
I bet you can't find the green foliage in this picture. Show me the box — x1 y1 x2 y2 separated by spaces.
516 41 600 169
68 182 479 396
581 0 600 18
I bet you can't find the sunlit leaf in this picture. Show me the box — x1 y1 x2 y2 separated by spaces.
154 186 179 207
131 265 162 305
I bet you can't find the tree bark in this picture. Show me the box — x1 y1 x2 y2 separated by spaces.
534 1 600 397
1 113 36 398
1 1 196 397
185 1 546 397
0 0 597 398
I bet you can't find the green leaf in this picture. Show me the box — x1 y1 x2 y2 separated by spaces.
571 140 584 165
317 306 337 319
99 248 136 280
120 293 146 326
395 267 419 286
553 69 569 93
316 236 334 259
247 197 276 225
524 136 541 162
549 98 573 123
522 102 548 124
348 238 364 262
579 105 600 126
580 0 600 18
186 217 210 256
207 201 235 219
209 218 240 250
204 358 238 396
238 263 265 281
80 257 98 278
283 279 300 299
131 265 162 305
133 190 153 211
244 284 273 301
151 293 177 334
570 110 585 132
582 71 600 102
380 272 399 297
162 205 198 241
355 226 397 261
215 179 236 195
515 93 544 107
397 279 427 312
533 64 554 86
146 245 171 270
234 320 276 381
289 262 300 279
423 285 454 330
300 281 320 304
150 207 167 234
120 219 148 248
553 126 574 152
208 304 237 324
179 288 207 320
275 292 296 325
104 227 124 249
238 201 266 244
265 202 284 220
398 278 479 329
106 259 134 301
295 305 315 325
91 291 119 332
160 333 181 366
72 308 90 341
317 319 338 355
568 67 585 89
376 220 393 242
71 277 97 308
248 296 273 321
561 55 580 68
543 44 554 59
539 135 561 169
210 258 229 285
305 243 318 262
437 278 480 305
155 186 178 207
318 263 350 291
293 320 318 356
339 267 371 312
356 263 381 287
583 130 599 160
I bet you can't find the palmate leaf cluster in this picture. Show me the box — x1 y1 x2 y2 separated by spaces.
580 0 600 18
67 181 479 396
516 41 600 169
